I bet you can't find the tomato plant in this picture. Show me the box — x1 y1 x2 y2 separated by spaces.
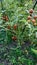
0 0 37 65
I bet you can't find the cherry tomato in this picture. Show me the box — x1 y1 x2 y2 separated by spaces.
34 15 37 19
13 24 17 30
28 20 30 23
5 16 8 21
27 16 31 20
29 9 33 13
12 36 17 40
32 19 36 23
33 23 37 26
2 15 8 21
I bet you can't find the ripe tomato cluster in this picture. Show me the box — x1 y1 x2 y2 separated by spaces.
27 9 37 26
6 24 17 41
2 15 8 21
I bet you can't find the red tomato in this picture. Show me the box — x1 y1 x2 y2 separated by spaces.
5 16 8 21
27 16 31 20
13 24 17 30
34 15 37 19
29 9 33 13
2 15 8 21
32 19 36 23
12 36 17 40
